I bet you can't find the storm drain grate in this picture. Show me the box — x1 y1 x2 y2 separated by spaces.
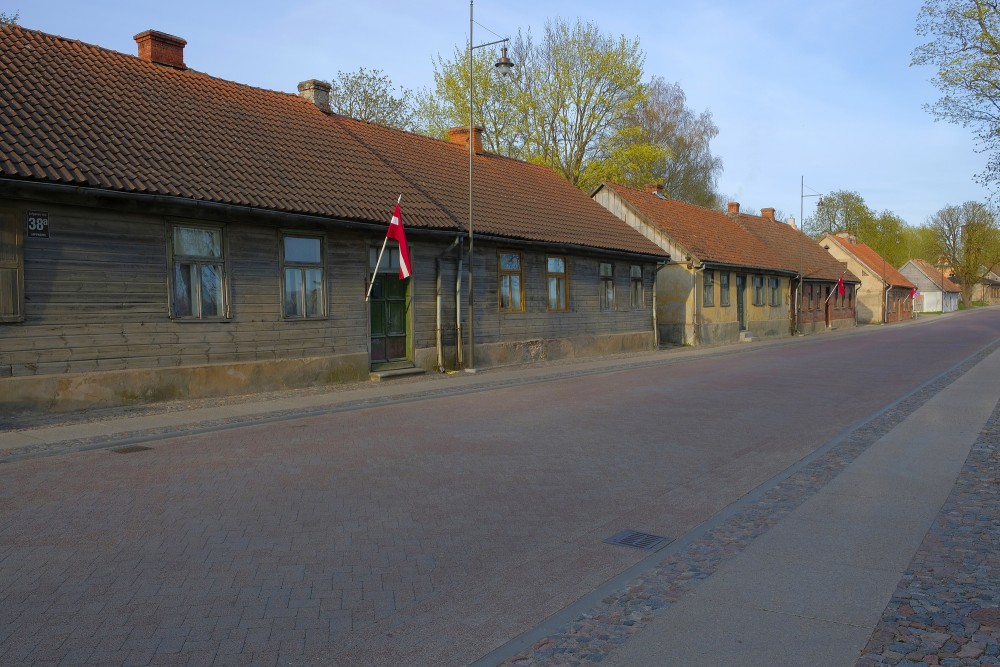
603 529 670 551
111 445 153 454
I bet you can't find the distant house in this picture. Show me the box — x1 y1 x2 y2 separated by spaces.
0 26 667 413
592 183 858 345
820 233 915 324
899 258 960 313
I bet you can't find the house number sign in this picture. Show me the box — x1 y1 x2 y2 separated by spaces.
26 210 49 238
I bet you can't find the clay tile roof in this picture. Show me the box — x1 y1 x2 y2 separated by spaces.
907 258 961 292
337 118 665 255
602 183 857 283
603 183 779 269
825 234 915 289
734 212 860 283
0 24 666 258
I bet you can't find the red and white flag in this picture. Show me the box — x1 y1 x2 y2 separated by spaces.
837 275 845 296
386 201 412 279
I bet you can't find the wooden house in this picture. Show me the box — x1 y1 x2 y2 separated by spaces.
592 183 858 345
820 233 915 324
898 258 960 313
0 26 668 413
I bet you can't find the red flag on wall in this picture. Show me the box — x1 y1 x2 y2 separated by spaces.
837 275 845 296
386 201 412 279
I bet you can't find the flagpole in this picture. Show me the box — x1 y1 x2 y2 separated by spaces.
366 195 402 302
824 271 846 305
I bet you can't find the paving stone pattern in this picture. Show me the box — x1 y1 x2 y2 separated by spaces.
856 400 1000 666
499 343 1000 666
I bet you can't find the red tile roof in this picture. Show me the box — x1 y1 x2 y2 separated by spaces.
823 234 915 289
601 183 857 282
0 25 665 258
906 258 961 292
734 212 859 283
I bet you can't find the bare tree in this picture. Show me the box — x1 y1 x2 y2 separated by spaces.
328 68 416 131
928 201 1000 305
912 0 1000 192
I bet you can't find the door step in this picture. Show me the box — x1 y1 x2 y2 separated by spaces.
739 331 757 343
369 366 427 381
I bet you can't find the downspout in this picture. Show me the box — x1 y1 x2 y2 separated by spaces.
692 262 706 345
436 235 462 372
456 257 464 369
652 261 669 348
883 280 890 324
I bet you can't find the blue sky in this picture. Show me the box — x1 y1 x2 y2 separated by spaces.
16 1 989 227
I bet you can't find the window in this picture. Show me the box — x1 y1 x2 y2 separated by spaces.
282 235 325 319
752 274 765 306
600 262 615 310
769 277 780 306
719 271 730 307
630 265 644 309
703 270 715 307
0 209 23 323
170 225 228 319
546 256 568 311
498 251 524 313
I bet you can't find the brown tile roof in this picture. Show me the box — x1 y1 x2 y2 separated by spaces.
906 258 961 292
823 234 915 289
0 24 665 258
601 183 857 282
734 212 859 283
602 183 778 269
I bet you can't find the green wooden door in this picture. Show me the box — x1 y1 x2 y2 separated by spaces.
370 273 409 364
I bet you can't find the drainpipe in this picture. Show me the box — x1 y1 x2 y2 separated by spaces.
883 280 890 324
652 261 669 348
456 257 464 369
436 236 461 372
692 263 706 345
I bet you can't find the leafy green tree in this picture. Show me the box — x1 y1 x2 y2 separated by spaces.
902 225 942 262
521 18 646 188
912 1 1000 189
928 201 1000 304
808 191 874 238
417 18 647 189
327 68 416 130
414 47 520 155
809 191 914 267
869 211 908 268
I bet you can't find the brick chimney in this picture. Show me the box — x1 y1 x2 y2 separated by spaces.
298 80 332 114
134 30 187 69
727 202 740 216
760 207 776 221
645 183 664 196
447 126 484 155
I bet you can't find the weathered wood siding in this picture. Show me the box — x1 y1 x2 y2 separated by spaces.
0 198 373 378
1 194 659 406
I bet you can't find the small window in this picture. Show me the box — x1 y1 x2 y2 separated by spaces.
600 262 615 311
703 270 715 307
752 275 765 306
498 251 524 313
282 235 325 319
546 256 568 311
170 225 228 319
630 265 644 309
0 209 23 323
769 277 780 306
719 271 730 307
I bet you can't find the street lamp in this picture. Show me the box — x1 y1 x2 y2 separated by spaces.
465 0 513 371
